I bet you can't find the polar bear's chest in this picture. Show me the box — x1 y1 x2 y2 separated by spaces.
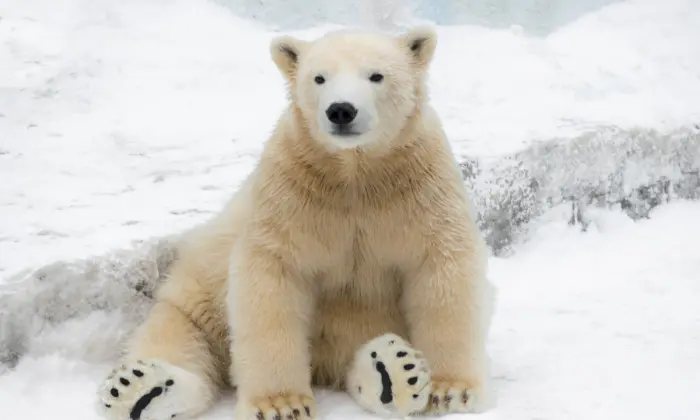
306 213 423 296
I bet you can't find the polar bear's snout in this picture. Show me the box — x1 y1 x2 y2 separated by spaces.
326 102 358 126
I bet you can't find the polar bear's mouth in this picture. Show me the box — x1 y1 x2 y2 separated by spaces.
331 125 362 137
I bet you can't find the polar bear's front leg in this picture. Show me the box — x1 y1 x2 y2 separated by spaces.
228 245 317 420
346 333 432 417
401 248 491 415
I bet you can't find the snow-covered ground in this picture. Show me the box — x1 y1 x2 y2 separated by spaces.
1 0 699 418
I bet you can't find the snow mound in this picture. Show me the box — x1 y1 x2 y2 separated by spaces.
466 126 700 253
0 237 177 368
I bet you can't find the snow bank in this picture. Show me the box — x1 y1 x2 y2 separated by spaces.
467 126 700 253
0 238 177 369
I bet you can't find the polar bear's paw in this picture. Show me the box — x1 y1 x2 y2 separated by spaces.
97 359 211 420
347 333 432 417
425 379 483 415
235 393 317 420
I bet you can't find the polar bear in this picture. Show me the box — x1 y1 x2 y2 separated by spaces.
96 26 492 420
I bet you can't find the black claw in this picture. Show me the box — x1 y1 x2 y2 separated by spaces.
304 406 311 416
397 351 407 358
412 394 418 399
370 351 377 358
407 376 418 385
273 414 281 420
431 395 439 406
357 386 362 394
444 395 453 407
389 340 395 345
120 378 130 386
110 388 119 398
256 411 264 420
132 369 144 377
404 364 415 370
461 391 469 404
165 379 174 386
105 404 112 408
292 408 300 419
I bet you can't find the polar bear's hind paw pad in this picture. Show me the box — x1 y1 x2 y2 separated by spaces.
98 360 178 420
348 333 431 417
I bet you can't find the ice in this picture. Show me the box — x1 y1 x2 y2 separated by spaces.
1 0 699 419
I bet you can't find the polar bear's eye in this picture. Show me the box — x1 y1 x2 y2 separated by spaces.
314 75 325 85
369 73 384 83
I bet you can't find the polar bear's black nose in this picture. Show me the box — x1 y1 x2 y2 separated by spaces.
326 102 358 125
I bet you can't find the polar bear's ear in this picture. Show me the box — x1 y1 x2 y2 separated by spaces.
399 26 437 70
270 35 309 80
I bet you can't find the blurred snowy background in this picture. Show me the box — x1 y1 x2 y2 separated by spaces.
1 0 699 419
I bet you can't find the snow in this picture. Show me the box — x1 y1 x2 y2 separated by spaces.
487 201 700 420
1 0 699 419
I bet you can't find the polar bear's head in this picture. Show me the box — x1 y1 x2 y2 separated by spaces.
271 27 437 151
